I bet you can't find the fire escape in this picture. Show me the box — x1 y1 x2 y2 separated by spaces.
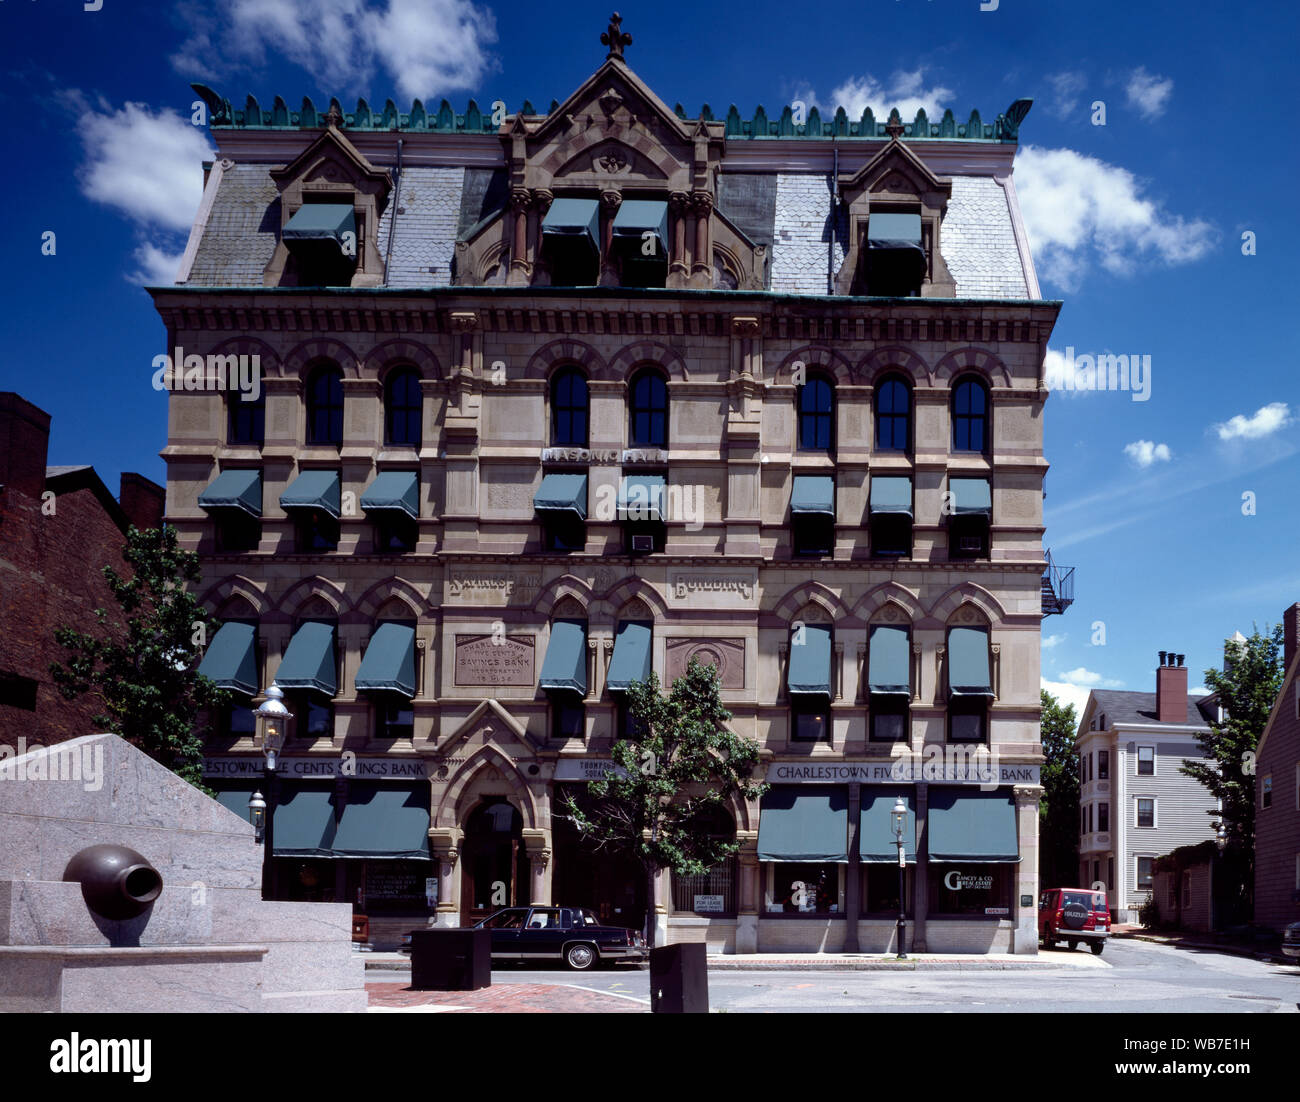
1041 549 1075 616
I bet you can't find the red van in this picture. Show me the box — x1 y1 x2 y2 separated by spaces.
1038 888 1110 954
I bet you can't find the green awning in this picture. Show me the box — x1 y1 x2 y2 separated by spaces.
361 471 418 519
214 784 258 825
949 478 992 516
869 476 913 516
791 475 835 516
280 470 341 518
927 788 1020 863
198 469 262 517
198 622 259 696
283 203 356 250
617 475 666 522
542 198 600 250
606 620 652 692
539 618 587 695
948 627 993 697
332 782 430 859
868 625 911 697
612 200 669 254
534 473 588 520
271 784 338 857
354 623 416 697
757 786 848 863
787 622 832 699
274 622 337 696
868 212 923 249
859 788 917 863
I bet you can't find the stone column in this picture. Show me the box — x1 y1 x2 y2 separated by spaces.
507 188 532 285
668 191 691 287
735 828 759 953
652 865 671 948
1013 784 1044 953
531 188 553 284
844 783 861 952
427 827 461 928
912 781 928 952
690 191 713 288
522 828 551 905
599 189 622 287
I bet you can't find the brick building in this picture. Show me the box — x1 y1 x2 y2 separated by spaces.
1254 603 1300 934
0 392 164 747
157 19 1070 953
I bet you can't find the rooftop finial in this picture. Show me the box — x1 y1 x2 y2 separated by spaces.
884 108 904 139
601 12 632 61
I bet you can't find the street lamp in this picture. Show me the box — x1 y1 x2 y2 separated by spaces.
247 790 267 842
891 795 908 959
254 684 293 900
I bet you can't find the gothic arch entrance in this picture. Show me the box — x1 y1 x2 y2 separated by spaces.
461 799 528 926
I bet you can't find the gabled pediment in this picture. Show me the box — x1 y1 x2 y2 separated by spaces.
839 137 952 203
434 697 544 758
526 59 698 147
270 125 391 196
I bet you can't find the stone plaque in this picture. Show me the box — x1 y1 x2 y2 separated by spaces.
665 637 745 689
667 569 758 609
454 634 535 686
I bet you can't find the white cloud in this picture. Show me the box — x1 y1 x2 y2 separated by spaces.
1014 144 1216 291
1126 68 1174 120
1124 440 1172 467
1041 678 1091 722
75 101 212 232
794 69 954 122
1042 634 1065 649
1044 71 1087 120
172 0 498 101
1057 667 1124 689
1213 402 1293 442
129 242 185 287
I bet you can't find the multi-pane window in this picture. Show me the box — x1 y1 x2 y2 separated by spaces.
228 390 266 447
1098 802 1110 832
551 368 589 447
1137 746 1155 776
1136 798 1155 828
384 367 422 448
791 699 830 742
797 375 834 452
306 364 344 447
629 370 667 448
951 377 988 453
874 376 910 452
1098 750 1109 779
1136 857 1154 891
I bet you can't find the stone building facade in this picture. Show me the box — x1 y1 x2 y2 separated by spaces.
156 24 1063 953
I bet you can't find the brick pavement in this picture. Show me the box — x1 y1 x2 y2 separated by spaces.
366 981 646 1013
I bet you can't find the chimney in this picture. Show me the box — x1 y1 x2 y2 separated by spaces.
119 473 165 531
1156 650 1188 723
0 392 52 501
1284 603 1300 670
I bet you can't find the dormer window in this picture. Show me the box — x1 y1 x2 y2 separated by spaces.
611 199 669 288
864 210 926 297
541 198 600 287
282 199 359 287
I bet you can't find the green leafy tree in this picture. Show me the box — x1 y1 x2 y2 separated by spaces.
49 525 227 789
560 656 768 949
1038 689 1080 887
1179 624 1285 921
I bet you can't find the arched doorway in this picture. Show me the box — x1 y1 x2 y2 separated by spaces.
461 799 528 925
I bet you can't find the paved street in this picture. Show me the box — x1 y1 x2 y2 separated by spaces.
371 939 1300 1012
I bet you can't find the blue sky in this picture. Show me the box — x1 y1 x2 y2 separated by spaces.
1 0 1296 719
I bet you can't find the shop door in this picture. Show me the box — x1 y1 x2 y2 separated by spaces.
461 800 528 926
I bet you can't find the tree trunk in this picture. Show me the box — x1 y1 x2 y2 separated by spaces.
644 864 657 950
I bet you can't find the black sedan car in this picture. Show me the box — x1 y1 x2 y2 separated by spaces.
1283 921 1300 960
399 906 646 970
476 906 647 970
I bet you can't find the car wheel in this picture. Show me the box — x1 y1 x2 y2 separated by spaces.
1067 940 1079 951
565 943 597 971
1090 942 1105 956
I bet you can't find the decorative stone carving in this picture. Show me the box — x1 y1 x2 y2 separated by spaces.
666 637 745 689
600 13 633 61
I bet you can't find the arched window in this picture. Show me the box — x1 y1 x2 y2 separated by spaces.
797 374 834 452
306 363 344 447
228 389 266 447
551 367 589 447
875 375 911 452
629 369 667 448
952 377 989 453
384 367 421 448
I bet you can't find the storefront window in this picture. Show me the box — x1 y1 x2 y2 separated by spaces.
672 855 737 916
863 865 913 915
766 863 841 915
927 865 1013 916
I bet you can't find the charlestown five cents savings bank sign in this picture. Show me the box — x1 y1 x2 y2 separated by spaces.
767 759 1040 785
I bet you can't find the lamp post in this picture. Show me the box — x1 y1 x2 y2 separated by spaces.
254 684 292 900
247 789 267 842
891 795 908 959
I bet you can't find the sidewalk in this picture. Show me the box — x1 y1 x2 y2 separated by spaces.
360 949 1107 972
366 980 646 1013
